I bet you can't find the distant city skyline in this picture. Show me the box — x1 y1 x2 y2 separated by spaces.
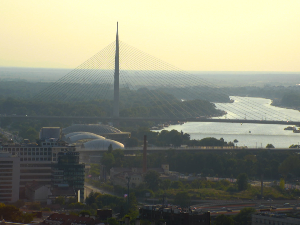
1 0 300 71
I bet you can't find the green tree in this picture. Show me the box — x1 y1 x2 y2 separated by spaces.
108 217 119 225
170 180 184 189
13 200 25 208
128 193 138 211
234 207 256 225
233 139 239 146
161 179 171 190
108 144 113 153
28 202 41 210
23 127 38 142
237 173 248 191
55 196 65 205
278 155 300 177
20 213 34 223
214 214 234 225
79 210 91 216
279 178 285 190
125 137 139 147
144 170 161 191
266 143 275 148
0 205 22 222
289 144 299 148
68 197 78 204
101 153 115 171
174 191 190 208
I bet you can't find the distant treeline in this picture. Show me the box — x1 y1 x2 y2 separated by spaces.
272 93 300 109
0 80 225 118
0 80 230 103
124 127 234 148
102 147 300 181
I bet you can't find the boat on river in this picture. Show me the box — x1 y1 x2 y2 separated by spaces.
284 126 296 130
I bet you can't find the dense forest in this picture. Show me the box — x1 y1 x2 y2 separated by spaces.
0 80 225 118
124 127 234 147
272 93 300 109
101 147 300 181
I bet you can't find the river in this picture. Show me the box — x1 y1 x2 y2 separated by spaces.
159 97 300 148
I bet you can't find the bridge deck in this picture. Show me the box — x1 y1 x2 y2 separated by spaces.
1 115 299 125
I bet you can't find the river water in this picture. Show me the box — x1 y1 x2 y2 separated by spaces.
159 97 300 148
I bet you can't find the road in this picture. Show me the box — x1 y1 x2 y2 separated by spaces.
191 200 299 216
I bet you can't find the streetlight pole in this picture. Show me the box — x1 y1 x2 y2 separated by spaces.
126 176 130 210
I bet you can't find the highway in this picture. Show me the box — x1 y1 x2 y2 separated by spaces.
191 200 299 216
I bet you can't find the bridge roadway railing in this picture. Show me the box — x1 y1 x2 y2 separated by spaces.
123 146 246 151
1 115 300 125
77 146 300 153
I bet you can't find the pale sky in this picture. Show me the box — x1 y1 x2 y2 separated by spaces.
1 0 300 71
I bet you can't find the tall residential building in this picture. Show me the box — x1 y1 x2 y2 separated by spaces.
0 151 20 202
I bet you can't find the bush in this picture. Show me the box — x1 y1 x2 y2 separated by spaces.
41 207 51 212
27 202 41 210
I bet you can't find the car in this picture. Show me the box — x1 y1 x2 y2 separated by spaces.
284 203 290 206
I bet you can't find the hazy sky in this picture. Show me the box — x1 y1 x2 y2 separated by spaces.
1 0 300 71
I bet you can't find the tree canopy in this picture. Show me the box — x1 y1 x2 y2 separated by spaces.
237 173 249 191
144 170 161 191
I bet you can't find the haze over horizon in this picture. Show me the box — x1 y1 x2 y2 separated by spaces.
1 0 300 72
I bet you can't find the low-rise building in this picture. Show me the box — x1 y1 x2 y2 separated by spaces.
252 212 300 225
25 181 51 202
110 164 180 188
110 164 171 188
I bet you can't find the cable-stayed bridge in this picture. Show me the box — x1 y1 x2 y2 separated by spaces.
2 24 299 125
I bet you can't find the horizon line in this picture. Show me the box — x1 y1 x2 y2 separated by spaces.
0 66 300 73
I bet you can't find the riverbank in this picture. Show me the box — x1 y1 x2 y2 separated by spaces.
156 97 300 148
271 98 300 111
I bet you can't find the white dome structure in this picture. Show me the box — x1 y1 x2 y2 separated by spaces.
63 132 97 140
62 124 131 144
63 124 122 135
82 139 124 150
67 133 105 144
